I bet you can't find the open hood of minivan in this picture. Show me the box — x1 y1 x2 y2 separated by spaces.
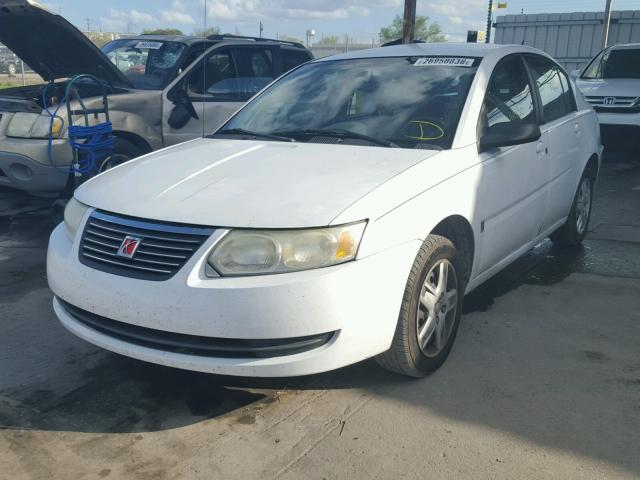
0 0 131 85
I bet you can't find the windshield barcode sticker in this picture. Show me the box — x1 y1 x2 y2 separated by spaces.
414 57 475 67
135 41 163 50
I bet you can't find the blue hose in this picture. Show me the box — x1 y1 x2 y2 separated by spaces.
42 83 70 173
68 122 114 175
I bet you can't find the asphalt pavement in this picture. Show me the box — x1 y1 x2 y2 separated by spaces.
0 153 639 479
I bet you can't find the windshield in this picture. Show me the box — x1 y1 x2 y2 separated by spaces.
582 48 640 80
220 56 479 149
102 39 186 89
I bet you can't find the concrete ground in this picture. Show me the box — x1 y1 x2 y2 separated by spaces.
0 154 639 480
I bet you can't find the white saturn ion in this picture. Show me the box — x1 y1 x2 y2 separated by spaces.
48 43 602 377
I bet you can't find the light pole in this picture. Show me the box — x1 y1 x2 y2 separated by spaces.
402 0 416 44
602 0 613 48
306 29 315 48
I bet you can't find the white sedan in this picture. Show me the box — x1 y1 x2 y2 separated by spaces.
47 43 601 377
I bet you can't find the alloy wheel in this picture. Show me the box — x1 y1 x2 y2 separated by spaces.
576 177 592 235
416 259 458 358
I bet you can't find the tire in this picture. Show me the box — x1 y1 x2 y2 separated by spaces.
99 137 145 173
376 235 465 377
550 170 594 246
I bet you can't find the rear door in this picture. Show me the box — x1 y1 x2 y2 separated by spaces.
524 55 581 230
162 44 280 146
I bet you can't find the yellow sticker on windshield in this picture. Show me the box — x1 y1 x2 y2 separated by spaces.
406 121 445 141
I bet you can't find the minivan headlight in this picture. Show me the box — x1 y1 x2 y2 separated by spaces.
64 198 89 239
6 112 64 139
208 221 367 276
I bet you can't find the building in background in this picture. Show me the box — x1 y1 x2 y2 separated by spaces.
494 10 640 72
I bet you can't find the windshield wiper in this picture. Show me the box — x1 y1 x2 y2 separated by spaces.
212 128 294 142
274 129 397 148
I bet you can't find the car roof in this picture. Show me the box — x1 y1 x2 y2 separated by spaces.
315 42 547 62
608 43 640 50
116 35 214 46
119 34 309 50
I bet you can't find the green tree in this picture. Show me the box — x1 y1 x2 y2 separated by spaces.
193 26 221 37
142 28 184 35
379 14 445 43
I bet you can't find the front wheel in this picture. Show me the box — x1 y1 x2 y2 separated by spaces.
550 173 594 246
376 235 464 377
99 137 145 173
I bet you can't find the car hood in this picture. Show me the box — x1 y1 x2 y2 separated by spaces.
0 0 130 85
576 78 640 98
75 139 439 228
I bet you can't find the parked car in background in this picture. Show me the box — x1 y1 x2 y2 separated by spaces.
0 0 312 196
574 43 640 152
0 43 20 76
48 43 602 378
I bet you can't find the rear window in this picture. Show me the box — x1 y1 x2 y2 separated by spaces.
282 49 312 73
582 48 640 79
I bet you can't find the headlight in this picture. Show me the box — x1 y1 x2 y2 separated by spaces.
208 221 367 276
63 198 89 239
6 112 64 139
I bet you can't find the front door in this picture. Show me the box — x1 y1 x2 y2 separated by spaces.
162 45 280 146
476 54 549 274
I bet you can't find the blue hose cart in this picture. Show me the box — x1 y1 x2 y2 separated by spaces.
48 74 114 221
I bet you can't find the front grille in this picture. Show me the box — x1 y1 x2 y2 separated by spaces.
79 210 215 281
585 95 639 111
58 298 335 358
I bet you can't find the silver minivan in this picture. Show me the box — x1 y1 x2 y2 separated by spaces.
0 0 312 196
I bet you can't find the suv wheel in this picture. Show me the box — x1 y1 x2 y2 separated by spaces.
99 137 144 172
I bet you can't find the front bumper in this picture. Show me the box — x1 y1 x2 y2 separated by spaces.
0 150 70 194
47 222 419 377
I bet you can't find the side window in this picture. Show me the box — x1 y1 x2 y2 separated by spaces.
282 49 311 73
187 50 240 100
232 48 275 101
558 70 577 112
527 57 569 123
482 56 536 130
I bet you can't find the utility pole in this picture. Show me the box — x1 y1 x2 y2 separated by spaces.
402 0 416 44
602 0 613 48
259 21 263 38
486 0 493 43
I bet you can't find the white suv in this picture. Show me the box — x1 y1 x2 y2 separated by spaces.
575 43 640 151
48 43 601 378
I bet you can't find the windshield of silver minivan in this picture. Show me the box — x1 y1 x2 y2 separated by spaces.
102 39 186 89
582 48 640 79
219 56 479 149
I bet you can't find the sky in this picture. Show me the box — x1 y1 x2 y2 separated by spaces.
41 0 640 44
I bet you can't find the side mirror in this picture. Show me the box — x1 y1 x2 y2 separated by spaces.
570 69 581 81
479 122 541 153
168 103 191 129
168 88 199 130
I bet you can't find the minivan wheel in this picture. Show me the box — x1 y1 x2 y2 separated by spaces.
550 173 594 246
376 235 464 377
99 137 144 173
